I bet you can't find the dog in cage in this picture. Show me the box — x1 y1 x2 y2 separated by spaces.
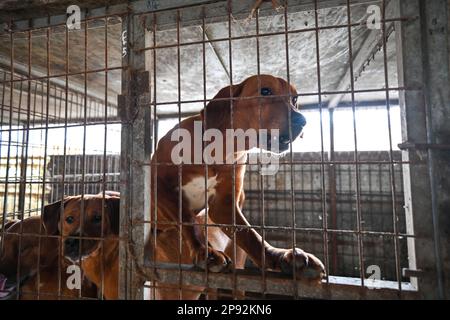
145 74 326 299
40 192 120 300
0 192 119 300
0 209 98 299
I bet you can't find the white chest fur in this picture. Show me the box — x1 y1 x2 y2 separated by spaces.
182 175 218 211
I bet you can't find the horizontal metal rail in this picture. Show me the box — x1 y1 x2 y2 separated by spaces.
144 263 418 300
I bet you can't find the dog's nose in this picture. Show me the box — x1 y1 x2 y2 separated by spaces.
291 111 306 128
64 237 79 251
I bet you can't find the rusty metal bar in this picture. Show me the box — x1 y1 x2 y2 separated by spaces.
132 89 405 108
345 0 365 287
0 0 388 34
143 264 418 299
1 21 14 270
328 109 338 275
35 21 51 300
200 5 212 300
282 1 300 299
380 0 402 294
118 11 149 300
176 8 183 300
150 11 159 300
225 0 237 300
313 0 331 284
138 17 410 53
255 8 268 300
99 15 110 300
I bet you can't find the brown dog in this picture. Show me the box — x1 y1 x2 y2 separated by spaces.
0 207 97 299
0 216 57 288
19 261 98 300
42 192 120 300
146 74 325 299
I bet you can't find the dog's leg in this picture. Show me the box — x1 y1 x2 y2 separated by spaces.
208 188 325 282
150 186 231 274
154 283 205 300
225 190 247 270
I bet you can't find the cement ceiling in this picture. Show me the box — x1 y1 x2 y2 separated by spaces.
153 3 399 116
0 0 400 123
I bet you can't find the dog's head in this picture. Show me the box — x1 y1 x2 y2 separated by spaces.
43 193 120 264
202 74 306 153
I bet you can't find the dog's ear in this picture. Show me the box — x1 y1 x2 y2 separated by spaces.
201 83 244 128
1 219 18 232
42 197 73 235
106 196 120 235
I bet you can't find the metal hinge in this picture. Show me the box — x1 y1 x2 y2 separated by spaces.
402 268 423 278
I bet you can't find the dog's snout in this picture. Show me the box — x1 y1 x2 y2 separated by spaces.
291 111 306 128
64 237 79 252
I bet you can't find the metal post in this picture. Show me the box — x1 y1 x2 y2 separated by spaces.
119 13 152 300
395 0 449 299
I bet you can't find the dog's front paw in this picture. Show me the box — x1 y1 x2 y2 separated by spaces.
194 247 232 273
278 248 326 282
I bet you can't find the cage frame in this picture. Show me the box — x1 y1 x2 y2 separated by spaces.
0 0 448 300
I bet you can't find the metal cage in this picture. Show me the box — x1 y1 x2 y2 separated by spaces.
0 0 448 300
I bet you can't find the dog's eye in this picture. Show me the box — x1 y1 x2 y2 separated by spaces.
93 214 102 224
292 96 298 106
261 88 272 96
65 216 74 224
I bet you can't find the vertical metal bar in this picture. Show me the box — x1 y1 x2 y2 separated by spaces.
0 72 6 208
13 80 23 219
27 154 34 218
16 26 33 298
58 86 63 121
32 81 37 133
119 13 130 300
201 5 211 300
226 0 237 300
151 11 158 300
56 20 71 299
18 125 28 217
119 11 148 300
68 92 73 123
176 9 183 299
74 16 87 300
380 0 402 294
100 16 110 299
345 0 365 287
255 8 267 299
1 23 14 260
328 109 338 275
283 2 299 299
14 28 26 299
313 0 331 284
36 22 51 300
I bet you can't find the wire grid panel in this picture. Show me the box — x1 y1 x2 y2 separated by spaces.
137 0 420 300
0 14 123 300
0 0 437 300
